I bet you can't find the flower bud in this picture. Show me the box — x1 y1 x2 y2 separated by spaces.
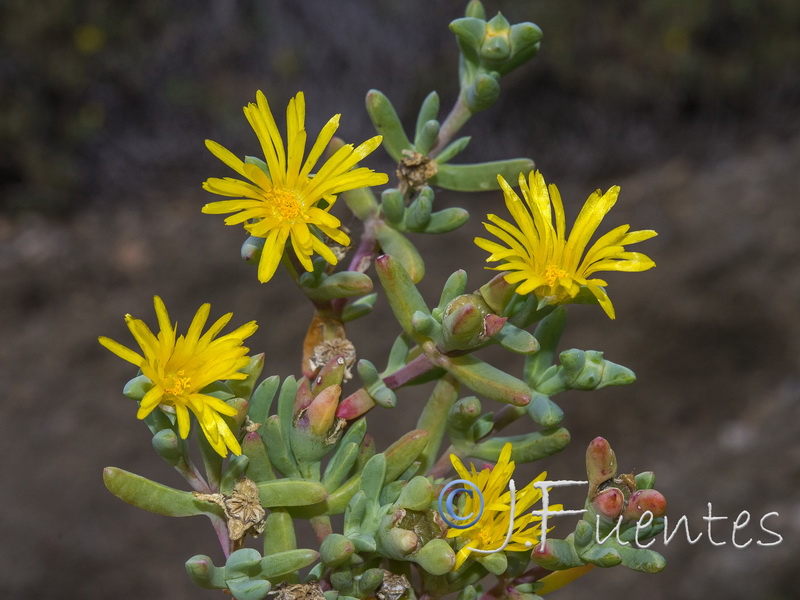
185 555 225 589
395 476 435 512
592 487 625 519
123 374 153 400
411 538 455 575
481 13 512 64
586 436 617 497
478 272 517 313
152 428 184 464
320 533 355 567
476 550 508 575
381 527 419 558
622 489 667 521
464 73 501 113
305 384 341 438
240 235 265 264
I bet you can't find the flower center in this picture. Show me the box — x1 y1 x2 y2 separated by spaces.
268 188 303 222
543 264 569 287
164 370 192 397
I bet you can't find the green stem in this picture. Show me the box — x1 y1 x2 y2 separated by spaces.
310 515 333 544
428 444 458 479
429 95 472 158
281 251 302 284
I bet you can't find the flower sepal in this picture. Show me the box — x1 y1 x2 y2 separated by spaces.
122 373 153 401
227 353 265 400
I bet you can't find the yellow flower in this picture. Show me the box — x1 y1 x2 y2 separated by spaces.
475 171 657 319
202 90 389 283
446 443 558 570
99 296 258 457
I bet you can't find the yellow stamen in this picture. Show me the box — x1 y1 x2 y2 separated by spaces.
165 370 191 397
268 188 303 221
543 264 569 287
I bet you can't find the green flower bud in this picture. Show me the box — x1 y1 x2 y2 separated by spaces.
357 568 385 595
476 550 507 575
447 396 482 431
381 527 419 558
123 374 153 400
395 476 435 511
411 538 455 575
241 235 265 264
481 14 512 64
185 555 226 589
635 471 656 490
320 533 355 567
442 294 490 350
330 569 354 592
464 72 500 113
152 428 184 464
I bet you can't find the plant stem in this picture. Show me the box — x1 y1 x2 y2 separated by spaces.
428 444 458 479
332 217 378 315
208 514 232 558
429 95 472 158
177 457 213 494
310 515 333 544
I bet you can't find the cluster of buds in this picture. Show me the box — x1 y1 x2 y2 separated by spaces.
532 438 667 576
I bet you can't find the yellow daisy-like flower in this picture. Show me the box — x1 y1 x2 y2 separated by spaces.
474 171 657 319
446 443 559 570
99 296 258 457
202 90 389 283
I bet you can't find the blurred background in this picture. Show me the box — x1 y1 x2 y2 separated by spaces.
1 0 799 598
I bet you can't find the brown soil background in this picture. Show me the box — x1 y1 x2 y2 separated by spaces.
2 1 800 598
